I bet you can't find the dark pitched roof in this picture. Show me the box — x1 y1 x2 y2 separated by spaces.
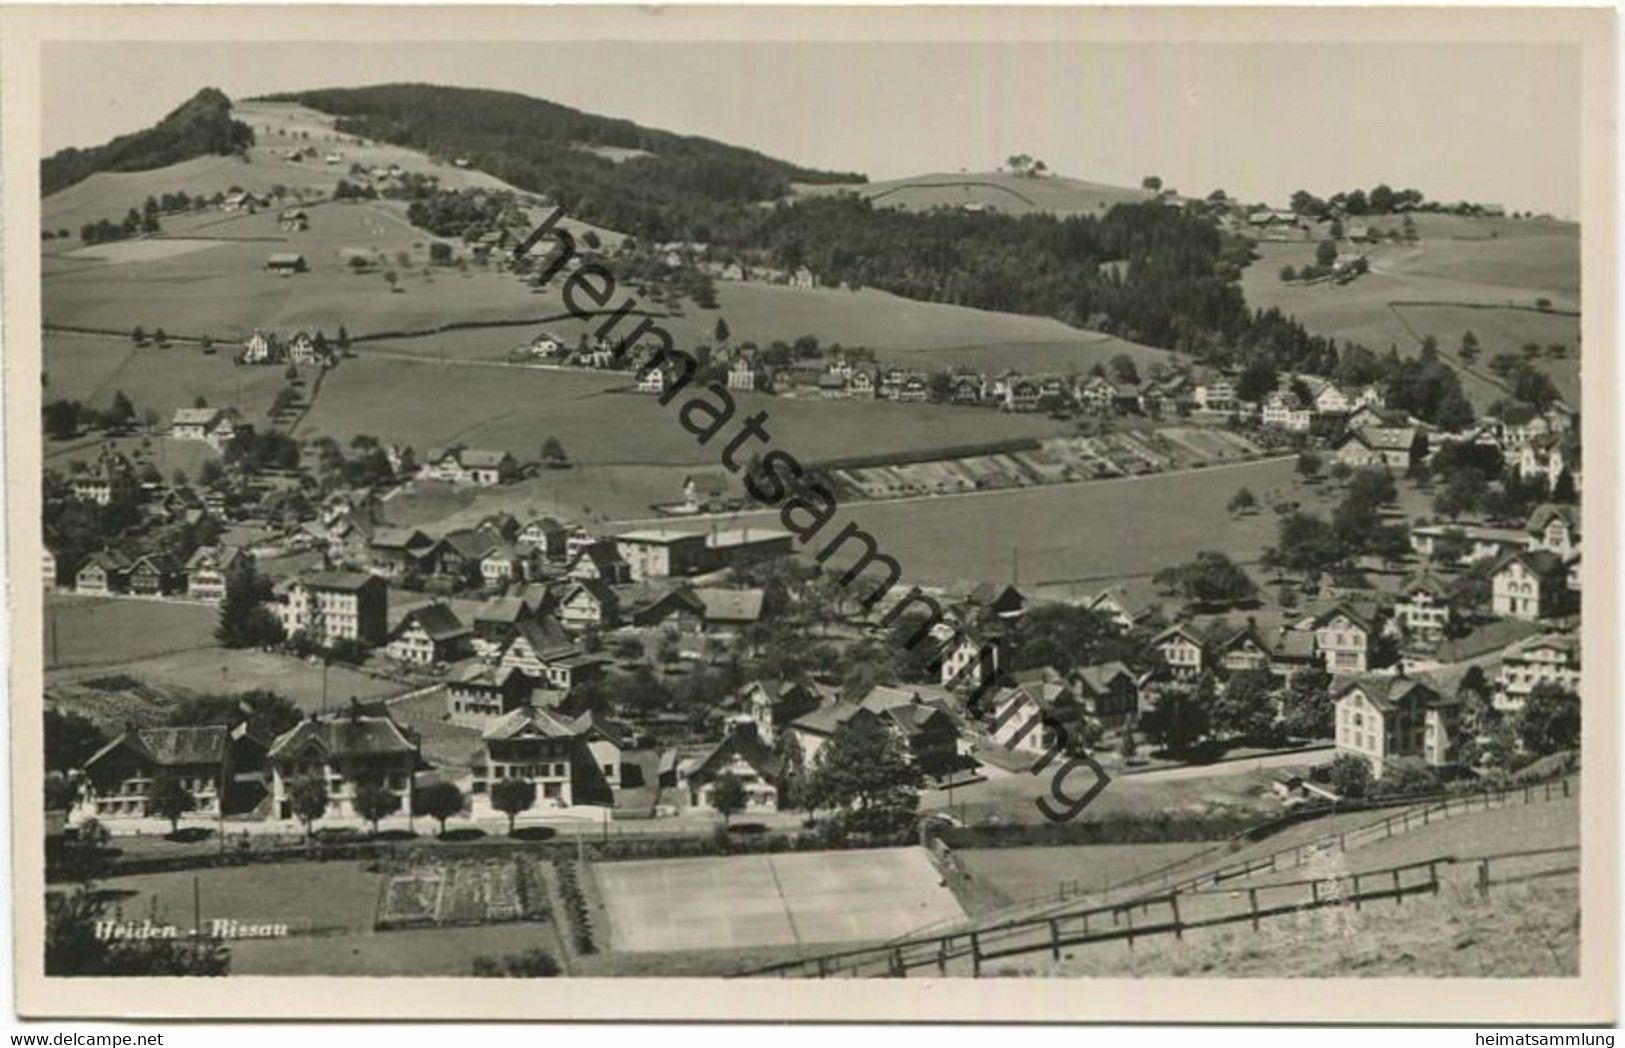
86 726 230 770
481 705 590 741
693 587 765 623
268 711 417 761
1526 503 1580 536
1332 674 1443 713
689 724 782 784
396 603 470 642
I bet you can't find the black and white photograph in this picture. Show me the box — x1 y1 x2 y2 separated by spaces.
2 3 1616 1024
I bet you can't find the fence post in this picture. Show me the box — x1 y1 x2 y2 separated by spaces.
1353 874 1362 911
1339 831 1347 851
1478 860 1491 898
970 932 982 977
1423 806 1429 826
1050 919 1062 960
1170 894 1183 940
1428 862 1440 895
937 937 948 975
891 948 905 978
1125 905 1135 948
816 956 829 979
1562 778 1570 798
1249 888 1260 931
1392 868 1403 903
1081 911 1090 936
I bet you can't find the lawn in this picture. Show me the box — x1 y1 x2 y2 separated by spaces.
592 847 964 952
793 170 1154 217
45 595 220 670
43 333 291 422
958 842 1217 902
298 355 1072 468
704 454 1298 590
47 643 408 712
1389 303 1581 406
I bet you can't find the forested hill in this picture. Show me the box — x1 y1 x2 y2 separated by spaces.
41 88 255 196
256 83 864 241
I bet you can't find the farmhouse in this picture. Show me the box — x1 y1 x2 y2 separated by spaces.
1333 675 1456 780
421 447 520 486
280 571 389 648
1336 426 1424 471
627 582 707 631
1150 622 1209 678
72 457 136 506
499 617 607 690
1526 503 1580 560
265 252 308 275
568 542 632 584
267 703 422 820
127 554 182 597
518 517 569 557
692 587 766 633
184 546 251 604
241 330 283 365
1394 573 1456 646
1084 586 1154 632
170 407 243 449
1312 604 1377 674
277 208 310 232
80 724 269 821
1261 390 1313 432
287 332 335 368
1410 522 1529 566
367 527 436 582
556 579 621 631
386 603 473 665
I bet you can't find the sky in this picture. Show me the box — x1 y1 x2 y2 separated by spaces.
44 40 1581 216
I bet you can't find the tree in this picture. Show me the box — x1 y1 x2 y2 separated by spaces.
1315 238 1338 269
1517 683 1580 756
1227 487 1258 516
107 390 136 430
1327 752 1373 799
1108 353 1140 384
1139 681 1212 754
776 731 810 813
145 775 197 835
1151 551 1256 608
709 772 748 826
1432 467 1489 520
1459 330 1481 365
540 436 568 469
1278 264 1297 283
45 709 108 772
713 317 731 344
1430 527 1471 567
1141 175 1163 192
1295 451 1323 482
490 778 537 835
384 270 400 292
288 776 329 840
132 326 146 345
429 241 454 265
352 783 402 835
1279 668 1334 739
337 326 351 352
807 715 923 837
42 400 83 441
1009 605 1120 674
1213 671 1280 743
415 781 465 837
216 568 280 648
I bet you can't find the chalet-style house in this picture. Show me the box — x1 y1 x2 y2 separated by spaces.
1333 676 1456 780
169 406 243 450
79 723 269 821
1410 522 1528 566
1526 504 1580 560
280 571 389 647
1261 390 1313 432
518 517 569 558
421 447 520 486
1085 586 1154 632
1491 550 1571 621
241 330 283 365
693 587 766 634
557 579 621 631
127 554 182 597
72 455 136 506
1312 604 1377 674
568 542 632 584
469 706 621 810
627 582 708 632
267 704 423 820
1495 633 1581 711
726 355 759 392
277 208 309 232
368 527 437 582
681 722 783 812
447 664 539 729
1150 622 1209 677
75 551 131 596
385 603 473 665
499 617 607 690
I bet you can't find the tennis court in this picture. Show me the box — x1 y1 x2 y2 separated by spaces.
593 847 965 952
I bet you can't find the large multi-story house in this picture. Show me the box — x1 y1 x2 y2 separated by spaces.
79 724 269 822
681 722 783 813
1491 550 1571 622
614 529 710 580
1495 633 1581 711
127 554 182 597
1150 622 1209 677
499 617 607 690
1261 390 1313 432
267 703 423 820
469 706 620 810
280 572 389 647
71 456 137 507
1333 675 1457 780
1336 425 1425 472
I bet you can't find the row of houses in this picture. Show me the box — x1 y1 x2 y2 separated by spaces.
62 545 252 603
240 329 339 367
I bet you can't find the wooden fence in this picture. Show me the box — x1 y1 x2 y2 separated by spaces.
742 844 1578 979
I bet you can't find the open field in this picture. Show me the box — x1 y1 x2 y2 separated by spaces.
43 334 292 421
299 356 1072 467
697 454 1297 589
45 595 219 670
958 842 1216 902
1388 303 1580 406
47 642 407 713
593 847 964 952
791 171 1155 216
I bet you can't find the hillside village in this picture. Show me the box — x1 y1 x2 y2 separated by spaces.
37 84 1584 982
